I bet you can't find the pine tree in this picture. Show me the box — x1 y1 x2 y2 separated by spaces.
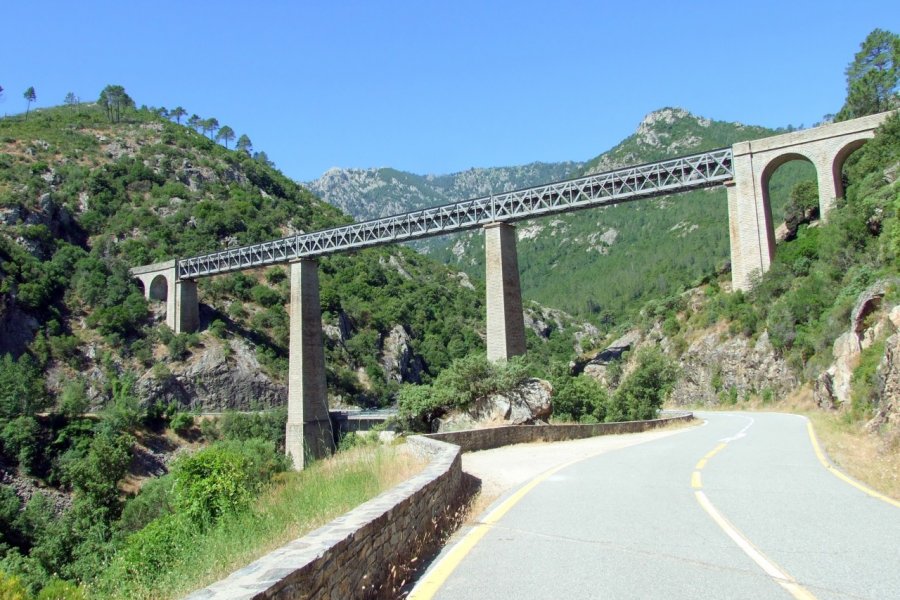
836 29 899 121
236 134 253 154
170 106 187 124
216 125 235 148
23 86 36 119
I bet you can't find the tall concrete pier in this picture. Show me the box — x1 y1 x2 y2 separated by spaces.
484 223 526 362
285 260 334 469
131 260 199 333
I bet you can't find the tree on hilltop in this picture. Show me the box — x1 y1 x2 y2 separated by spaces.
170 106 187 124
0 84 5 100
202 117 219 139
64 92 79 106
98 84 135 122
837 28 899 121
216 125 235 148
236 134 253 154
187 114 202 131
23 86 36 119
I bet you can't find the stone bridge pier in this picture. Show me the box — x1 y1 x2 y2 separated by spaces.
728 111 891 291
484 223 527 362
131 260 199 333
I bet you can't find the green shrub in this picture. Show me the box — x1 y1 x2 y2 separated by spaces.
397 354 529 427
170 439 287 527
551 375 609 422
35 578 86 600
0 570 31 600
607 347 678 422
170 412 194 435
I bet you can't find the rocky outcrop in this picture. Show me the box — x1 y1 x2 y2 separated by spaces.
380 324 425 384
868 328 900 436
668 330 797 406
523 304 600 355
0 295 39 358
136 338 286 411
814 279 899 409
434 378 552 432
582 330 641 385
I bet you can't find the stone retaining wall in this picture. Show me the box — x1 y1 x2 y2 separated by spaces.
185 436 464 600
187 412 692 599
425 412 694 452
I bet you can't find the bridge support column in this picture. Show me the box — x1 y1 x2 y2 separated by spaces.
286 259 334 470
484 223 526 362
130 260 199 333
729 144 775 293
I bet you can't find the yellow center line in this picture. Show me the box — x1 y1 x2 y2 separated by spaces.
693 429 817 600
691 471 702 489
705 442 727 460
806 421 900 509
695 490 816 600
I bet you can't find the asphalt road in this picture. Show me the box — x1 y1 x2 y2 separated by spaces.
409 412 900 600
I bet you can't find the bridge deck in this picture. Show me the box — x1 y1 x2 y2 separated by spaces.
177 148 734 279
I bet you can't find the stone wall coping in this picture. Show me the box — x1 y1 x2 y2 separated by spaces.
424 411 694 453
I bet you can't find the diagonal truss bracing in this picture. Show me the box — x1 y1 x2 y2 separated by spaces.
176 148 733 279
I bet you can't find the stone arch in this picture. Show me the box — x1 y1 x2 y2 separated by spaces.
148 274 169 302
829 137 870 203
757 151 817 250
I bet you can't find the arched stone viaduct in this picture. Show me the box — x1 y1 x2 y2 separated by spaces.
130 111 893 469
727 111 890 290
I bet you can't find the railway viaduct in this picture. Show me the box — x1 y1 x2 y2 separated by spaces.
130 111 892 469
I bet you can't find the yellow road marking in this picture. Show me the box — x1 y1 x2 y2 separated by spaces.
695 491 817 600
806 421 900 509
695 458 708 470
409 455 582 599
705 443 727 460
691 471 702 489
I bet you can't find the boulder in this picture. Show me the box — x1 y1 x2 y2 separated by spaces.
435 378 552 432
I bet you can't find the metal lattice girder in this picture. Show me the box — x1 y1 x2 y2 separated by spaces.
176 148 733 279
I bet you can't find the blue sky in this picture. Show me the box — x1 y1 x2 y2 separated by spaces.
2 1 897 181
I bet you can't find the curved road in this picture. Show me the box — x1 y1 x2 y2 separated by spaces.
410 412 900 600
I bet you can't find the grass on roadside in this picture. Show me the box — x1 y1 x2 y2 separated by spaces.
806 411 900 502
100 442 425 600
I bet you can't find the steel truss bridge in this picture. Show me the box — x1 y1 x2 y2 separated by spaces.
177 147 734 279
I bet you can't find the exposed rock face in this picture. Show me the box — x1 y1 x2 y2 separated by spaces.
380 324 425 384
0 296 39 358
668 330 797 406
583 330 641 385
814 279 899 409
136 338 286 411
868 332 900 436
523 304 600 354
434 378 553 432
